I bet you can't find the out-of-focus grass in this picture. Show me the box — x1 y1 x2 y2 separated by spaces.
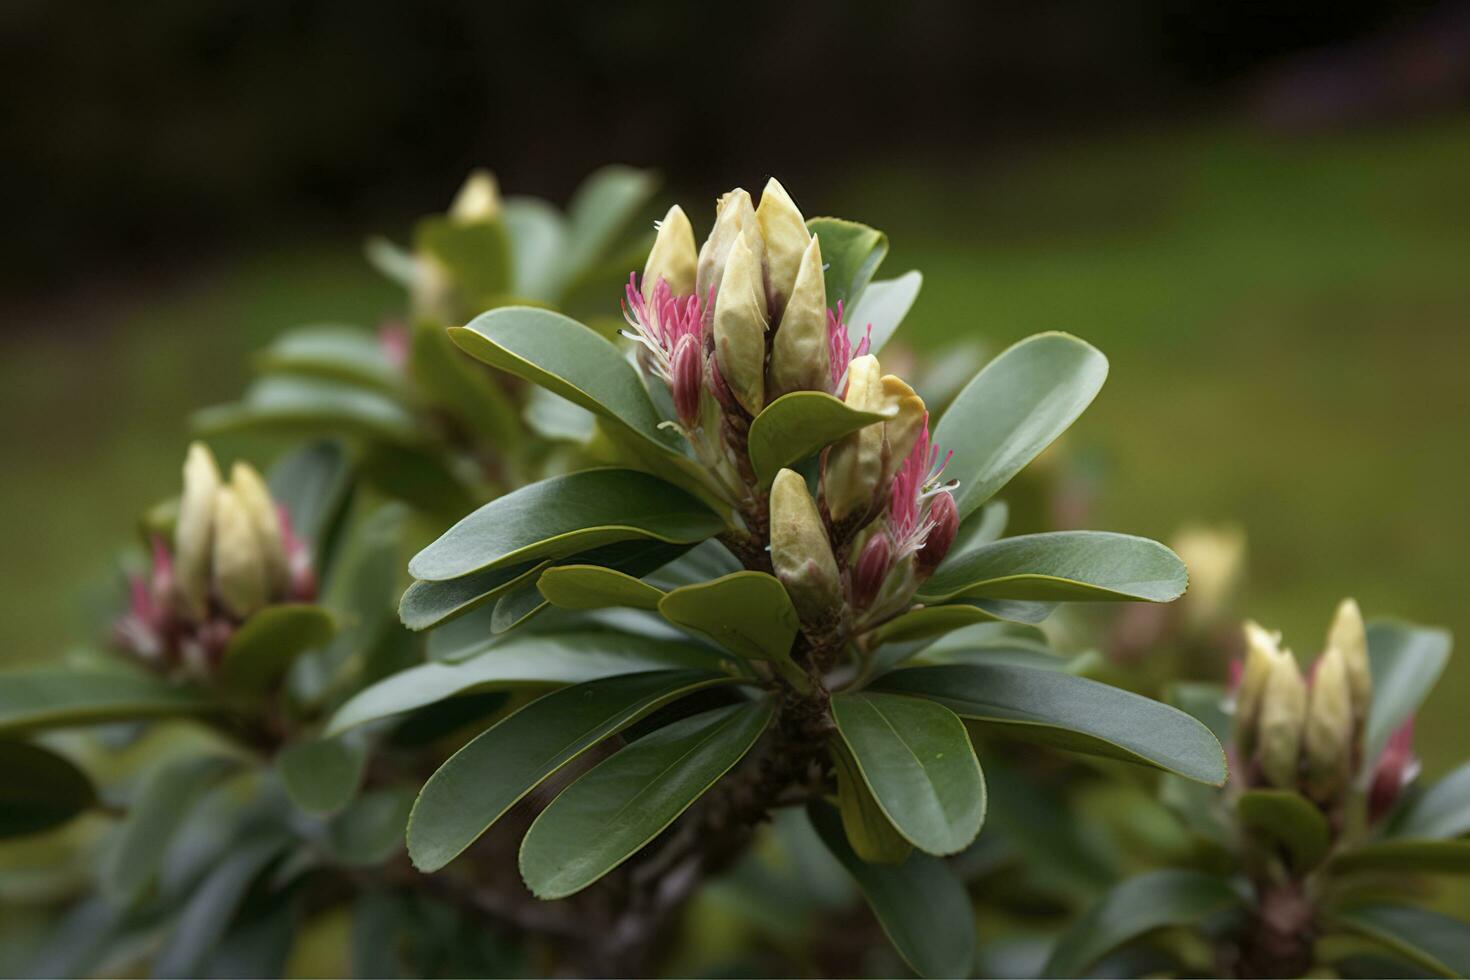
3 117 1467 770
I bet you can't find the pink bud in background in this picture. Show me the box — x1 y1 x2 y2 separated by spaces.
917 491 959 572
1369 717 1418 825
852 533 893 610
278 504 318 601
670 334 703 428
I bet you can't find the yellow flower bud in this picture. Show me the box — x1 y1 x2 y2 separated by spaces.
448 169 501 224
879 375 927 486
770 468 842 624
696 188 757 299
768 237 830 398
824 355 886 523
211 486 268 619
712 228 769 415
755 177 811 313
1170 524 1246 628
174 441 222 618
1327 597 1371 723
1235 620 1282 757
229 462 289 598
1258 648 1306 790
1303 645 1355 802
643 204 697 300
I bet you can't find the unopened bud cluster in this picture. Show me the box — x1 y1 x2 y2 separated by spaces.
115 442 315 678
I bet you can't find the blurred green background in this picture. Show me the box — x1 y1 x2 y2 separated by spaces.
3 2 1467 770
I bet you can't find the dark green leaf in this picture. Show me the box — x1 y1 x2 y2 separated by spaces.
152 833 289 978
1366 621 1453 764
658 571 799 664
519 697 774 898
408 670 738 872
807 217 888 310
561 165 658 286
746 391 893 487
807 800 975 980
538 564 665 611
830 691 986 856
849 271 922 354
1331 905 1470 978
267 440 355 562
193 375 421 445
1391 763 1470 840
832 741 912 864
0 669 219 734
919 531 1187 604
219 603 335 692
1238 790 1331 872
277 736 366 815
399 561 547 631
873 663 1227 785
409 319 521 447
256 324 401 392
0 740 97 839
523 387 597 444
934 332 1108 519
327 787 416 867
871 598 1058 646
1330 839 1470 875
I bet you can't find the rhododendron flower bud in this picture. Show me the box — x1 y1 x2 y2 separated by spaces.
1235 621 1282 760
879 375 927 487
1327 597 1371 723
851 532 892 610
1257 648 1307 789
712 229 769 415
229 461 289 596
211 486 268 619
1170 524 1245 628
770 468 842 623
1369 718 1417 825
697 188 757 299
1303 645 1354 802
825 355 887 523
643 204 697 300
917 491 959 573
769 236 830 398
174 441 222 618
755 177 811 313
448 168 501 224
670 334 704 429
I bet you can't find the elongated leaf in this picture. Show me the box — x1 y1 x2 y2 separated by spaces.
831 691 985 856
0 740 97 838
808 217 888 310
399 560 547 630
0 669 219 734
659 572 799 664
538 564 665 611
523 386 597 443
935 332 1108 519
414 214 512 307
807 800 975 980
520 697 774 898
946 500 1010 562
920 531 1187 603
1392 763 1470 840
325 631 739 736
410 320 522 447
1238 790 1330 872
849 271 922 354
102 753 240 904
832 741 911 864
872 598 1058 646
746 391 893 487
561 165 658 286
873 663 1227 785
219 603 335 692
490 538 690 635
1331 839 1470 875
1331 905 1470 978
1043 870 1241 978
408 468 721 581
268 440 355 562
502 196 567 301
408 670 737 871
327 787 416 867
193 375 421 445
277 736 365 815
1366 621 1453 764
256 324 401 391
152 833 289 978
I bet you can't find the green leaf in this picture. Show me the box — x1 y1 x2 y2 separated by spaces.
934 332 1108 520
746 391 894 487
1330 839 1470 876
489 539 690 635
414 214 512 308
658 571 800 665
277 736 366 815
872 663 1227 785
408 468 722 581
325 631 740 736
807 217 888 310
1391 763 1470 840
408 670 737 872
1238 789 1331 872
832 741 912 864
561 165 658 287
267 440 355 559
946 500 1010 561
0 740 97 839
327 787 416 867
0 669 219 734
807 800 975 980
871 598 1058 645
101 753 240 904
538 564 665 611
219 603 335 693
520 697 774 898
255 324 401 392
399 561 548 631
193 375 421 445
153 833 290 978
523 386 597 444
1331 905 1470 978
920 531 1187 603
1043 870 1241 978
848 271 922 355
409 319 522 449
1366 620 1453 764
830 691 986 856
502 196 567 301
365 235 418 288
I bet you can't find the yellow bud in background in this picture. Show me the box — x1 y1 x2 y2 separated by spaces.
879 375 927 486
229 462 289 598
1327 597 1371 723
1235 620 1281 756
642 204 698 300
697 188 757 299
770 468 842 624
1303 645 1355 802
211 486 268 619
824 355 886 523
448 169 501 224
174 441 222 618
1257 647 1307 790
755 177 811 313
712 229 769 415
1170 523 1246 628
768 237 830 397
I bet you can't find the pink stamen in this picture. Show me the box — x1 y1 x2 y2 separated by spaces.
826 302 872 396
621 275 707 382
887 414 954 560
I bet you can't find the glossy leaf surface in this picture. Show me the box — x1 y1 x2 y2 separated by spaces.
746 391 893 487
920 531 1187 604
